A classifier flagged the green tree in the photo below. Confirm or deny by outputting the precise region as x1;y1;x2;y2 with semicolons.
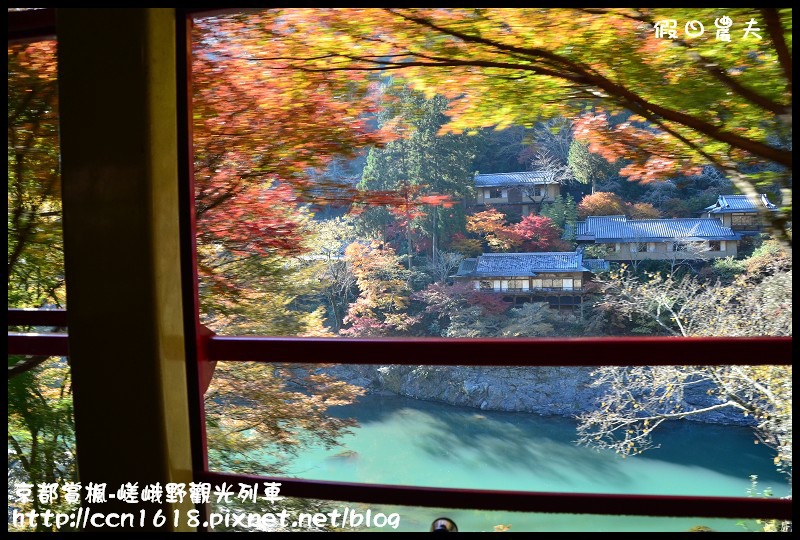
358;83;478;264
567;139;618;195
539;194;578;231
8;357;77;532
471;125;527;174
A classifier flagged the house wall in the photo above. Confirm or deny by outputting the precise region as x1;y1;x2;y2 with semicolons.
729;212;764;231
508;187;523;204
708;212;765;232
545;184;561;201
597;240;738;261
478;187;508;204
475;184;561;207
469;271;587;292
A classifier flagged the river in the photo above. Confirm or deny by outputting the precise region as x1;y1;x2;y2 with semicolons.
248;393;790;532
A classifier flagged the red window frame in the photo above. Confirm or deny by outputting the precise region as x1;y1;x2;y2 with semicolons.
8;7;793;529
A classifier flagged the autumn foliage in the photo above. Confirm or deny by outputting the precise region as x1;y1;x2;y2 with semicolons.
576;192;627;219
413;281;512;318
577;191;660;220
628;202;662;220
8;41;62;308
514;214;573;252
466;208;571;252
340;242;420;336
192;15;392;260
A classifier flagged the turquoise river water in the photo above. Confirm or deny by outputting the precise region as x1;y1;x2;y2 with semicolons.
247;393;791;532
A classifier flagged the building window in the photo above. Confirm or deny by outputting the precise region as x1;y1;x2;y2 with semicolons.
647;242;657;252
479;280;492;291
533;185;543;197
708;240;722;251
507;279;528;291
730;213;759;228
630;242;647;253
488;188;503;199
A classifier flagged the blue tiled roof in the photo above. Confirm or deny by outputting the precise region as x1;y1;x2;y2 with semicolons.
582;259;610;272
455;251;597;277
570;216;739;242
570;215;625;237
474;171;558;187
456;258;478;276
705;194;778;214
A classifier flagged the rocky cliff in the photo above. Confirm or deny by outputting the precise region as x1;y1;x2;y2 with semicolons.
322;364;752;426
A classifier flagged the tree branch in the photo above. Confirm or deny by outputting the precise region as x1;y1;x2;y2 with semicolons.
761;9;792;91
580;8;790;117
8;356;50;379
367;12;792;169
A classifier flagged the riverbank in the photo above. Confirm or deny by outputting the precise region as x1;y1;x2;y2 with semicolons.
320;364;753;426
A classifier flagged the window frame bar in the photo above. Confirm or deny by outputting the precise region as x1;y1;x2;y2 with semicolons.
196;470;793;521
206;334;791;367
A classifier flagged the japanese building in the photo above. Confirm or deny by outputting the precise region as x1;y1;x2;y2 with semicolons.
702;193;779;234
566;216;741;261
453;250;608;310
471;171;561;216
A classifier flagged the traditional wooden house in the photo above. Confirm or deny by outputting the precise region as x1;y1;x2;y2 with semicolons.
702;194;779;234
471;171;561;217
566;216;740;261
453;250;608;311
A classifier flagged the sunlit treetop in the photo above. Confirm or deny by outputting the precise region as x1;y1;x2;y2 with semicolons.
267;8;790;165
208;8;790;245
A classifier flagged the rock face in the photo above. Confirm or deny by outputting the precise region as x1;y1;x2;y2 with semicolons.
322;364;752;426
